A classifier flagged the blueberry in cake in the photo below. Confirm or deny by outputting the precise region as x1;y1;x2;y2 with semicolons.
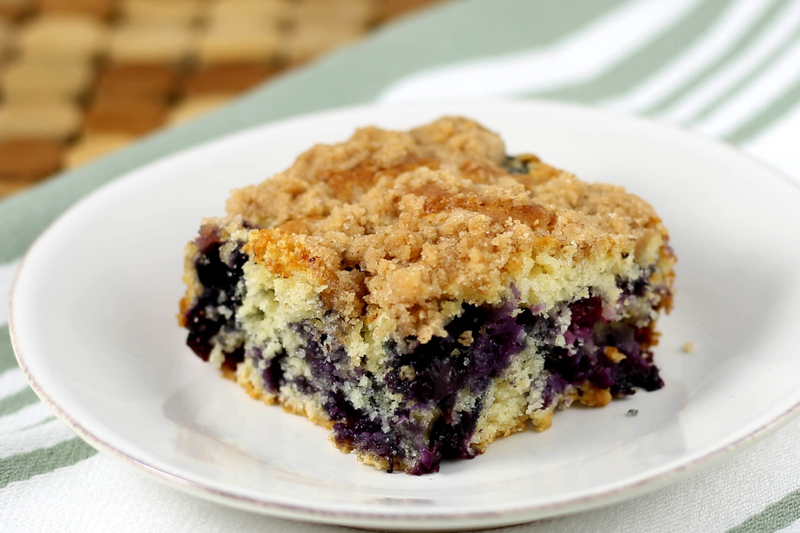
179;117;675;474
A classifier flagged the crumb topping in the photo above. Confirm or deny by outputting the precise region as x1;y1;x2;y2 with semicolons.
228;117;670;341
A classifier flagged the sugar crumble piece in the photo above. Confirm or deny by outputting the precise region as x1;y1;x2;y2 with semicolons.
604;346;626;363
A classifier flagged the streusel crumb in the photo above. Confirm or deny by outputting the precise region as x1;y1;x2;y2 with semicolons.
228;117;671;341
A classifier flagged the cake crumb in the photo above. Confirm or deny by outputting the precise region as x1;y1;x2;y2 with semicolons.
682;341;695;353
398;365;416;380
458;331;474;346
627;409;639;417
578;387;612;407
604;346;626;363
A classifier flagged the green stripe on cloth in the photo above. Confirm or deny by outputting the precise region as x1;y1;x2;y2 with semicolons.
0;0;628;264
1;325;17;374
729;490;800;532
0;437;96;490
0;386;38;417
724;74;800;143
689;25;800;125
531;0;732;103
644;0;793;115
13;416;55;435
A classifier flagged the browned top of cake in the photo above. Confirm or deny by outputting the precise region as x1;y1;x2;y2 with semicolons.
228;117;669;340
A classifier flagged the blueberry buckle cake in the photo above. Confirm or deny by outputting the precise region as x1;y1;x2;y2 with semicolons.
179;117;675;474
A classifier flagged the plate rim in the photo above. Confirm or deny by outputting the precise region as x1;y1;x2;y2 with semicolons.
9;98;800;530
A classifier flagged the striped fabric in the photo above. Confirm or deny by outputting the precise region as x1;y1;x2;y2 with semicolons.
2;0;799;530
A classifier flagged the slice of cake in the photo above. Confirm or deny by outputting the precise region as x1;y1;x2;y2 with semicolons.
179;117;675;474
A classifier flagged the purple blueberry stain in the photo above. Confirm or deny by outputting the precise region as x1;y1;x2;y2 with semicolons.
184;228;248;367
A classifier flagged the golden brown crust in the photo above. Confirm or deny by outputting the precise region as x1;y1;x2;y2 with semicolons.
471;415;529;453
604;346;627;363
532;411;554;431
227;116;672;341
576;385;613;407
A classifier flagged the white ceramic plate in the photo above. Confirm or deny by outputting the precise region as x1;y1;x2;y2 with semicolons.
11;101;800;531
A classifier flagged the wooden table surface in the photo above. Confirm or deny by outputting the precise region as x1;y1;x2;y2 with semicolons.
0;0;445;199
